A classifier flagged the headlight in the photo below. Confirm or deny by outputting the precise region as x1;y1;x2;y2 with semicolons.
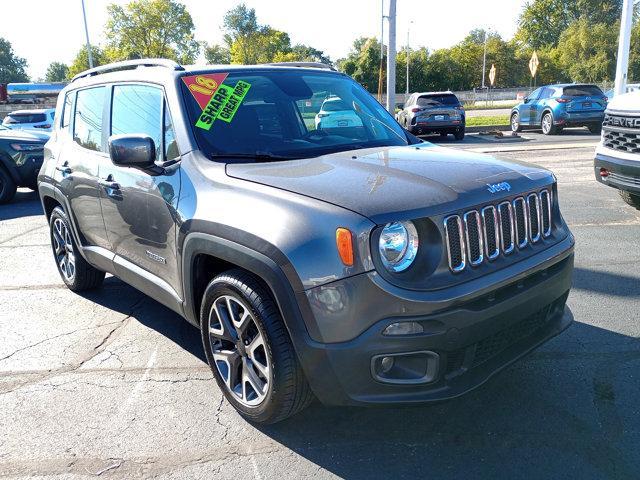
10;143;44;152
378;221;419;272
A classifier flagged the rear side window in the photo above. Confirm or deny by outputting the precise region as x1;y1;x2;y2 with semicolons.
563;86;604;97
74;87;106;152
5;113;47;124
416;94;459;107
61;93;73;129
111;84;162;160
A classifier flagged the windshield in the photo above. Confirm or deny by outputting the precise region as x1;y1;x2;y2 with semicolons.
563;86;604;97
181;70;408;160
5;113;47;124
417;94;459;107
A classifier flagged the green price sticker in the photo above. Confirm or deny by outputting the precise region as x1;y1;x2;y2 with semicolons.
195;80;252;130
218;81;252;123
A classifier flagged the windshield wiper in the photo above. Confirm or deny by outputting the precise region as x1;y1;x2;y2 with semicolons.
210;152;297;162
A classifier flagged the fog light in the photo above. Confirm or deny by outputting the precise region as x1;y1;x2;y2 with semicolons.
380;356;395;373
600;168;609;178
383;321;424;336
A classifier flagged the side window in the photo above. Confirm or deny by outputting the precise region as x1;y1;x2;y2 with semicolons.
164;103;179;161
61;92;73;130
540;88;553;100
111;84;162;161
528;87;543;101
74;87;106;152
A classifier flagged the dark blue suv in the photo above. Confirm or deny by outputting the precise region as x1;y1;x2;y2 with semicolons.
510;84;607;135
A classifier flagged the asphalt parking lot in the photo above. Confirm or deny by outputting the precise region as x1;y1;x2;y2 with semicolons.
2;131;639;479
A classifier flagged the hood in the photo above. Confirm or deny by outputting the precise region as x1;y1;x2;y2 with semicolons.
0;128;49;142
226;143;554;224
607;91;640;113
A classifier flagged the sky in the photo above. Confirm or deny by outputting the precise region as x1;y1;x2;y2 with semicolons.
3;0;528;80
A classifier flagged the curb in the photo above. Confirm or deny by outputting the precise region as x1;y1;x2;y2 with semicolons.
465;125;511;133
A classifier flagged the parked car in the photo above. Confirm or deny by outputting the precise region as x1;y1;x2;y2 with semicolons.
39;59;574;424
2;108;56;132
397;92;465;140
594;91;640;209
0;124;48;202
511;84;607;135
315;96;363;130
605;83;640;100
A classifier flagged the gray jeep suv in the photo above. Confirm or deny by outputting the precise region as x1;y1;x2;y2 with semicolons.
38;59;574;424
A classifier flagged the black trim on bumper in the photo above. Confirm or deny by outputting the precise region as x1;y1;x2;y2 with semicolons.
595;152;640;194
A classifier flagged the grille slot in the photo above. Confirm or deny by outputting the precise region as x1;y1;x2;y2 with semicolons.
443;189;552;273
444;215;466;272
527;193;541;243
602;114;640;153
481;206;500;260
463;210;484;266
498;201;515;254
513;197;528;249
539;190;552;237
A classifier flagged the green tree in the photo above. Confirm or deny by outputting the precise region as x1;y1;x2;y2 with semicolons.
0;37;28;83
45;62;69;82
204;44;230;64
67;46;109;79
105;0;199;63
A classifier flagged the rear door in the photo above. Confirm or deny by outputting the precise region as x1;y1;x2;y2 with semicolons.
533;87;554;125
57;86;110;250
98;83;182;297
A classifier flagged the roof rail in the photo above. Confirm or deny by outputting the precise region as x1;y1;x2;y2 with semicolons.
263;62;336;71
71;58;184;82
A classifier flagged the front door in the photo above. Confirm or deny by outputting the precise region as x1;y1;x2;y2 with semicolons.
521;87;542;125
98;83;182;297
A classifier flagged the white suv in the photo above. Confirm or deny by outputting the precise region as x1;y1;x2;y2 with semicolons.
2;108;56;132
594;91;640;209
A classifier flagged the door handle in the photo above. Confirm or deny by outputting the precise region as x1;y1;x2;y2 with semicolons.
99;175;120;190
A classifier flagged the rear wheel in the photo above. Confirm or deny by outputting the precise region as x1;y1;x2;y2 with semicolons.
49;207;105;291
201;269;314;424
588;123;602;134
454;129;465;141
439;132;448;138
511;112;522;132
541;112;558;135
0;167;17;204
619;190;640;210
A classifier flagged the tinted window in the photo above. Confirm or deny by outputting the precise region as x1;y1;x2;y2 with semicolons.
164;103;179;161
540;88;553;100
416;94;459;107
50;112;55;121
563;85;604;97
111;84;162;160
528;87;543;100
74;87;105;151
5;113;47;124
62;93;73;129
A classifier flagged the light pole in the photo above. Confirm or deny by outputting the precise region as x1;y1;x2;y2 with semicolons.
386;0;396;113
81;0;94;69
406;21;413;97
481;29;488;89
614;0;635;96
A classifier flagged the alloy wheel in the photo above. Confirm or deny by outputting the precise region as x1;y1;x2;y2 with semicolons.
208;294;271;406
542;114;552;134
511;114;519;132
52;218;76;282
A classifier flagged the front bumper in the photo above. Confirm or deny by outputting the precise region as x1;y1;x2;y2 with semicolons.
595;152;640;194
298;235;574;406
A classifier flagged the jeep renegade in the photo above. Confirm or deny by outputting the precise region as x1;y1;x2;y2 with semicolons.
39;59;575;424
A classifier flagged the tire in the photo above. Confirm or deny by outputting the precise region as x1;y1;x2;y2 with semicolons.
200;269;314;424
541;112;558;135
0;167;17;204
454;129;465;141
439;132;448;138
511;112;522;132
589;123;602;134
619;190;640;210
49;207;105;291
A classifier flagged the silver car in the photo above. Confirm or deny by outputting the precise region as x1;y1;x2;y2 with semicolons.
397;91;465;140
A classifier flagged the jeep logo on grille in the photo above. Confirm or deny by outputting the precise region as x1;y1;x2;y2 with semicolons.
606;115;640;129
486;182;512;194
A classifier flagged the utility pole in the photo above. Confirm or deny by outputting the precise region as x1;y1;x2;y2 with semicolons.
481;30;488;89
81;0;94;69
406;21;412;97
614;0;634;96
386;0;396;113
377;0;385;102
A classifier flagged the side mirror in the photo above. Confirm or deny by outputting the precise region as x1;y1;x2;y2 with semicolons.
108;134;156;169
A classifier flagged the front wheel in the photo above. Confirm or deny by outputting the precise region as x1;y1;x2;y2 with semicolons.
511;112;522;132
200;269;314;424
0;167;17;204
541;112;558;135
619;190;640;210
588;123;602;134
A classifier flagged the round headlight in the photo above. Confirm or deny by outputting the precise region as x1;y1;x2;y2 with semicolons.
378;221;419;272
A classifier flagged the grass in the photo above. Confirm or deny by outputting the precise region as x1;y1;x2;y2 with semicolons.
466;115;510;127
463;101;519;111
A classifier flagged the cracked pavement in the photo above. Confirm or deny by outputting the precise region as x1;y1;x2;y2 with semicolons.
1;141;640;479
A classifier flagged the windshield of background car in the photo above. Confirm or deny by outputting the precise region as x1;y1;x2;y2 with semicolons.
5;113;47;124
563;86;604;97
416;94;459;107
181;70;409;160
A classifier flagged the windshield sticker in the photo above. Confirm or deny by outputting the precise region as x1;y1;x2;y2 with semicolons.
218;81;252;123
182;73;228;110
195;84;234;130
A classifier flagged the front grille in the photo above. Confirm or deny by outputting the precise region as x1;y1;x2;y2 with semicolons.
444;189;552;273
602;113;640;153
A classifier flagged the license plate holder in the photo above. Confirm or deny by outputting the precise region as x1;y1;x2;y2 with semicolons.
434;115;446;121
583;102;592;108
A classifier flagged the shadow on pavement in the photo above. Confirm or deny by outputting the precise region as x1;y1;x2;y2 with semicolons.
573;267;640;297
0;190;42;221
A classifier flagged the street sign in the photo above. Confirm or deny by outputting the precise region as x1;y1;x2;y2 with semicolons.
489;64;496;86
529;51;539;78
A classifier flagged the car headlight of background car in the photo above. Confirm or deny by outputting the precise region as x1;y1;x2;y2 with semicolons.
378;221;419;272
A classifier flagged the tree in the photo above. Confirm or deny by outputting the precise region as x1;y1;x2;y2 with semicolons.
204;44;230;64
45;62;69;82
105;0;199;63
67;46;109;79
0;37;28;83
